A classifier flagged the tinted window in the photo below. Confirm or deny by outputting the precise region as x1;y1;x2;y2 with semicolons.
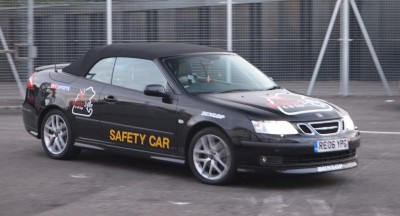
85;57;116;84
164;54;276;94
112;57;167;91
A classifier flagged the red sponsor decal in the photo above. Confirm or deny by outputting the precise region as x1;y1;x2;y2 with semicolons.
50;83;70;91
79;89;86;97
71;101;85;107
50;83;58;90
262;93;333;115
72;86;96;117
266;101;303;108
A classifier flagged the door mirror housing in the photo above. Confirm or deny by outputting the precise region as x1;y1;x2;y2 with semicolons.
144;84;169;98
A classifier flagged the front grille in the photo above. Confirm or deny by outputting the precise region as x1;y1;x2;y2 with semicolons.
281;149;356;164
297;119;341;135
298;124;312;134
310;120;340;134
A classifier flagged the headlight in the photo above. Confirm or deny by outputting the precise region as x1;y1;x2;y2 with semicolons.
342;115;355;130
251;120;298;135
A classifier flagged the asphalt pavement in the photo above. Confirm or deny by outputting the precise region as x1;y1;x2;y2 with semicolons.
0;96;399;216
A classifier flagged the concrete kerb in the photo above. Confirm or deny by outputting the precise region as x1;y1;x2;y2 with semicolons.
0;99;23;114
0;105;21;109
0;106;22;115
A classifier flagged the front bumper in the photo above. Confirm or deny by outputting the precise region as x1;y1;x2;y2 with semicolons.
235;131;361;174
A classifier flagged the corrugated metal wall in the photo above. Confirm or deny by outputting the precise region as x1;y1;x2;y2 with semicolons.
0;0;399;102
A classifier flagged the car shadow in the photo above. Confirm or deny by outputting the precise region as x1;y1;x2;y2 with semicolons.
75;149;194;179
235;172;346;189
66;149;349;189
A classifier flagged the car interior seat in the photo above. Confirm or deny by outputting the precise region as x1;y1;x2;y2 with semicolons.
178;61;196;86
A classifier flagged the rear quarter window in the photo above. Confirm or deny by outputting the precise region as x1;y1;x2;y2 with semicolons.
85;57;116;84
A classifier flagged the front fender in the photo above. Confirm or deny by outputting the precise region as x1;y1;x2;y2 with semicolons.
176;103;255;156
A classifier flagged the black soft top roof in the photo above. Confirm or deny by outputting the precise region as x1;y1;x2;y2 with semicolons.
63;42;227;76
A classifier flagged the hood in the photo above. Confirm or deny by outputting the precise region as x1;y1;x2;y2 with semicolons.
198;89;345;122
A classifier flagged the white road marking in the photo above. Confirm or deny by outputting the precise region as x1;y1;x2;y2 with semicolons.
168;201;189;205
262;195;283;204
69;174;89;179
385;100;395;103
373;207;395;216
361;131;400;135
307;199;333;216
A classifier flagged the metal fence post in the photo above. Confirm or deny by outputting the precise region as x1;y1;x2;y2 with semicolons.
0;27;25;99
107;0;112;45
340;0;350;96
227;0;232;51
28;0;34;77
350;0;393;96
307;0;343;95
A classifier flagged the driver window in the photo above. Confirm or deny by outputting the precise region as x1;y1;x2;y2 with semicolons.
112;57;167;92
85;57;116;84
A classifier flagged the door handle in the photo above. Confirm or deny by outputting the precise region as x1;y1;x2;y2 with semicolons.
104;95;117;104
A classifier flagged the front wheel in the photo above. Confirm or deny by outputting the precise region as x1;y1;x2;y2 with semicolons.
40;109;80;159
188;127;236;185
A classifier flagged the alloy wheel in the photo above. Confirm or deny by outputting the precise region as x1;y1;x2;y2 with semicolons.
43;114;68;155
192;134;232;181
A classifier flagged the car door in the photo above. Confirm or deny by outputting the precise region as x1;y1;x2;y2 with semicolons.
71;57;115;144
98;57;178;154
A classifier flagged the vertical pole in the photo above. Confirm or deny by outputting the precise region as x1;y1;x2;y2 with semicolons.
27;0;34;76
350;0;393;96
227;0;232;51
0;27;25;99
307;0;343;95
340;0;350;96
106;0;112;45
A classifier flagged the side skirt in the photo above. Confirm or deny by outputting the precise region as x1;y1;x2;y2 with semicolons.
74;139;186;165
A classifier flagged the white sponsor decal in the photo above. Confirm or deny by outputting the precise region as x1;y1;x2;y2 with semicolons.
72;86;96;117
317;161;357;172
317;164;344;172
201;111;225;119
261;93;333;115
50;83;70;91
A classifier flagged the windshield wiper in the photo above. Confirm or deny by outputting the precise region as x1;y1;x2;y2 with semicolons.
267;85;281;90
220;86;280;93
219;89;253;93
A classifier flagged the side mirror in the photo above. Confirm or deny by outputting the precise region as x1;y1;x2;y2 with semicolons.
144;84;170;98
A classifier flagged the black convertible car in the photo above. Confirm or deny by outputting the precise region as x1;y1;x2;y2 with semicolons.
22;43;360;184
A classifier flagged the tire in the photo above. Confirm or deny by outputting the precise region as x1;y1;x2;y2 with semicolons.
188;127;236;185
40;109;80;159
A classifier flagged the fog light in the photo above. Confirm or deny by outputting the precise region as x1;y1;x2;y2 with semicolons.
259;155;268;165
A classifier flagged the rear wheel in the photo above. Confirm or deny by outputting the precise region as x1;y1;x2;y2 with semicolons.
188;127;236;185
41;109;80;159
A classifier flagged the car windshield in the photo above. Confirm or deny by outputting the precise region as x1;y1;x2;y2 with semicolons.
164;54;277;94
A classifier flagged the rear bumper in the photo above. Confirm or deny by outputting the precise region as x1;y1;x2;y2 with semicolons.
22;104;39;138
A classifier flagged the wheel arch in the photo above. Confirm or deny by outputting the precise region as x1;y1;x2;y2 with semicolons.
184;121;231;161
37;105;68;139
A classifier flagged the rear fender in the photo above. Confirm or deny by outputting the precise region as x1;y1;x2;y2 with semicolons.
37;105;66;139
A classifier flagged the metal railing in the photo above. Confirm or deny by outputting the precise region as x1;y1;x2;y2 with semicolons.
0;0;399;107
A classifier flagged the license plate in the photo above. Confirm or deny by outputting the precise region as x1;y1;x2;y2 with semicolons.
313;138;348;153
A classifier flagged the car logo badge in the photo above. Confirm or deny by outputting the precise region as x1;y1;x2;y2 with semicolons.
316;113;323;118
